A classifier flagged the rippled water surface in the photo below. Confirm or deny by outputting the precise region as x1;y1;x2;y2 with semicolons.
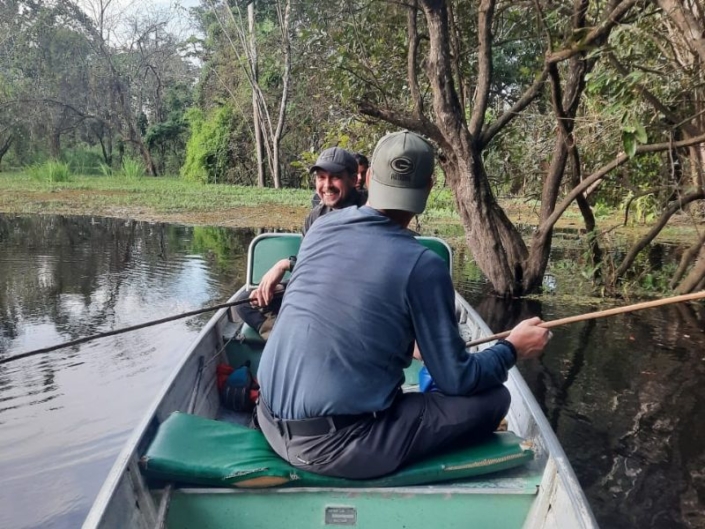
1;214;703;529
0;215;251;529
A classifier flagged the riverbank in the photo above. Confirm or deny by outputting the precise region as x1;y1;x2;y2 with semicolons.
1;171;700;243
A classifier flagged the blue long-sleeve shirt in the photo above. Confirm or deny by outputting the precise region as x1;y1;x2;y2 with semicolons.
257;206;516;420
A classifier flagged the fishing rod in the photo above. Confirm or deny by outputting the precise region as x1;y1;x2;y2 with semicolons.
0;293;282;366
465;290;705;348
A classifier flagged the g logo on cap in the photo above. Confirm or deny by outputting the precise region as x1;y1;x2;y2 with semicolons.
391;156;414;175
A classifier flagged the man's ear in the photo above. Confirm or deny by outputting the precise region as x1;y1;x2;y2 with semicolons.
365;168;372;188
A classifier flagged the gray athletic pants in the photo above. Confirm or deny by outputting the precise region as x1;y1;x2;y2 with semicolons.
256;386;510;480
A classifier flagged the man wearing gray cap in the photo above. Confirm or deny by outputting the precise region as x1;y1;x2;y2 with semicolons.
235;146;364;339
255;131;550;479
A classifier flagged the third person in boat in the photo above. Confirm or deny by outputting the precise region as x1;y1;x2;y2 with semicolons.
255;130;551;479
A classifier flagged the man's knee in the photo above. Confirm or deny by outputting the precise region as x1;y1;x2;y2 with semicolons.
233;289;267;331
495;385;511;416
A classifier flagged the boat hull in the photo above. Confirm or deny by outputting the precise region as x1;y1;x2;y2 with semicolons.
84;236;597;529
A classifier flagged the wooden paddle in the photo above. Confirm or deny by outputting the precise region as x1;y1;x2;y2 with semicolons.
465;290;705;348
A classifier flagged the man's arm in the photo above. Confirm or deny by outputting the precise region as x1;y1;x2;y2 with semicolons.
250;259;291;307
252;205;321;307
408;253;548;396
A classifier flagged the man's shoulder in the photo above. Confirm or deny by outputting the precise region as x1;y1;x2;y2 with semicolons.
409;244;451;278
302;205;323;235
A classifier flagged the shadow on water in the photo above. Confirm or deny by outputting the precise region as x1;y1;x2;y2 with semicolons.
458;283;705;529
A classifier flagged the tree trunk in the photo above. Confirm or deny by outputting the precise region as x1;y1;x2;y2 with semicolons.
0;134;13;171
271;0;291;189
422;0;529;296
49;129;61;159
114;79;157;176
249;2;266;187
440;153;528;296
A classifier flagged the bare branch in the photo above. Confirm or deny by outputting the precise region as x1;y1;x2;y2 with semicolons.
469;0;496;138
615;188;705;279
407;0;424;118
481;67;550;145
546;0;641;64
357;100;446;147
542;132;705;231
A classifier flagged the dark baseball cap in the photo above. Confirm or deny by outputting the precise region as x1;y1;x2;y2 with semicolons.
310;147;358;176
368;131;434;214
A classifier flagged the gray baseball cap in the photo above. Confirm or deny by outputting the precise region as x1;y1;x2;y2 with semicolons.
368;131;435;214
310;147;358;176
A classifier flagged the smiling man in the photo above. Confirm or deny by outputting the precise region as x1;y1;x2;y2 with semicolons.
303;147;364;232
235;147;365;339
311;151;369;208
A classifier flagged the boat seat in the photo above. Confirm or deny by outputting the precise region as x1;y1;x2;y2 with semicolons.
416;236;452;274
247;233;303;289
246;234;452;290
140;412;534;489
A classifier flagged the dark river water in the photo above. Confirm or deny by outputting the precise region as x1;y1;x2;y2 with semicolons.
0;214;703;529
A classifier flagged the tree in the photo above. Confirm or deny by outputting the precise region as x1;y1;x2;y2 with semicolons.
201;0;292;188
297;0;705;296
346;0;640;296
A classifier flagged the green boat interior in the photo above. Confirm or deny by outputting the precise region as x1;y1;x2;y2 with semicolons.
139;234;548;529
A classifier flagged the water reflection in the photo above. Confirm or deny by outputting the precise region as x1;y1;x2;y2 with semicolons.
462;288;705;529
1;214;703;529
0;214;252;529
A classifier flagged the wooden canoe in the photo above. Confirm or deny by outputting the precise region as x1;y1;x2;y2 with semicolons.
83;234;598;529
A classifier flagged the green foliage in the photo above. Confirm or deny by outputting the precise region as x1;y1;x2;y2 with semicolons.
120;157;146;180
591;201;612;220
181;106;234;184
424;184;457;219
615;249;679;295
145;83;192;174
26;160;72;183
620;115;648;159
620;192;660;225
62;147;105;175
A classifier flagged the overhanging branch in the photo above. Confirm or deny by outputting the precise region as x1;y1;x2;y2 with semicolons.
541;132;705;231
357;100;445;147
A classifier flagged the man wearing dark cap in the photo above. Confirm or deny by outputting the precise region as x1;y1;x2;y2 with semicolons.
302;147;366;233
255;131;550;479
235;146;364;339
311;151;369;207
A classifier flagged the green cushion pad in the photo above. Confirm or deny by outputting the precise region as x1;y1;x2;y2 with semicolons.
141;412;533;488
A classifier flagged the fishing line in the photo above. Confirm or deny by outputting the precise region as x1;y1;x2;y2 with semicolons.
0;292;282;365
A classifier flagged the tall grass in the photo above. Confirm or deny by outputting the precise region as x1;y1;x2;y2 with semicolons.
99;162;113;177
26;161;72;183
120;157;145;179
